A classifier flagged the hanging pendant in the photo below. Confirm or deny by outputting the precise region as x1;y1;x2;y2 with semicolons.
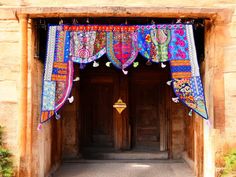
93;61;99;67
55;112;61;120
122;69;128;75
188;109;193;116
106;61;111;67
68;96;74;103
73;77;80;82
161;62;166;68
133;62;139;68
172;97;179;103
166;80;172;86
113;98;127;114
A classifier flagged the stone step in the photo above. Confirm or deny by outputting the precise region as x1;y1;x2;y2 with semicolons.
81;151;169;160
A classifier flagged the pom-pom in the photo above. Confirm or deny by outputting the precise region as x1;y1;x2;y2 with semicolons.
106;62;111;67
68;96;74;103
122;69;128;75
166;80;172;86
161;63;166;68
172;97;179;103
73;77;80;82
133;62;139;68
93;61;99;67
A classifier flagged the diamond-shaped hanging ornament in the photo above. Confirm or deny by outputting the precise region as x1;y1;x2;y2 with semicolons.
113;98;127;114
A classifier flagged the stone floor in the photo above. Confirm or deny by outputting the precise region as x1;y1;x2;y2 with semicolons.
54;161;195;177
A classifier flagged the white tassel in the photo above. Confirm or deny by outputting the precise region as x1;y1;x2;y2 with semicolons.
55;113;61;120
166;80;172;86
37;123;42;131
172;97;179;103
106;61;111;67
133;62;139;68
161;62;166;68
188;109;193;117
122;69;128;75
73;77;80;82
68;96;74;103
93;61;99;67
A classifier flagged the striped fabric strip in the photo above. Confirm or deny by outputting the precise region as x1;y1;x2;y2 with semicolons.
170;59;191;66
172;72;192;79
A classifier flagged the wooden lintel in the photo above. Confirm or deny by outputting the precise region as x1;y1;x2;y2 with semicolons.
0;6;224;21
19;6;217;19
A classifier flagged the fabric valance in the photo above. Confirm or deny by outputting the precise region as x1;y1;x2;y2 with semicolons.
39;24;208;126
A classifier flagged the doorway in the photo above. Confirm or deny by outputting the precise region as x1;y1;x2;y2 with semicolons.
79;55;171;157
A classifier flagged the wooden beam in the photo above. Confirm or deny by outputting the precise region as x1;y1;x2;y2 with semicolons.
0;6;223;22
18;14;28;177
20;6;217;18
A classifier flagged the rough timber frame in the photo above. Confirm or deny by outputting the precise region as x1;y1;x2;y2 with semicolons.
14;5;233;177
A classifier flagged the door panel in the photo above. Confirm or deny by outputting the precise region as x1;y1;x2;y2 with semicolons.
91;82;113;146
79;58;170;153
80;70;119;149
130;68;170;151
135;83;160;143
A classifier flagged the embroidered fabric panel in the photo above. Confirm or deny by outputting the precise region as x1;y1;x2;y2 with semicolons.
170;60;192;79
172;78;196;108
186;25;200;77
138;25;171;63
170;25;208;119
106;30;138;69
69;31;106;63
54;26;65;62
40;24;208;125
44;26;57;80
168;25;190;60
42;81;56;111
55;60;74;111
40;26;74;123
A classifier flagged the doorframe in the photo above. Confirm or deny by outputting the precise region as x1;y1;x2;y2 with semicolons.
18;5;232;176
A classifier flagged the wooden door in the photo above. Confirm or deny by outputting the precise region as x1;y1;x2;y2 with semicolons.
129;63;170;151
80;64;119;149
79;58;170;153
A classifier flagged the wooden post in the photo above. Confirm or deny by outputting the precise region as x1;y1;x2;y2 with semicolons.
18;14;28;177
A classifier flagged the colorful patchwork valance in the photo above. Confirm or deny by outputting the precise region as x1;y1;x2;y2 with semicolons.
39;24;208;127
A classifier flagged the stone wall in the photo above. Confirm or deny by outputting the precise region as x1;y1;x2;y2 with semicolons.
0;19;20;173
